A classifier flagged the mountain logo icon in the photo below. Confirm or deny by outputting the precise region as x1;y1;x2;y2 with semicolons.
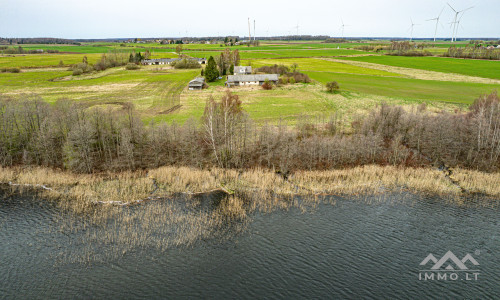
420;251;479;270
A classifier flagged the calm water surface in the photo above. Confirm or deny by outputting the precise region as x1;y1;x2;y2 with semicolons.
1;193;499;299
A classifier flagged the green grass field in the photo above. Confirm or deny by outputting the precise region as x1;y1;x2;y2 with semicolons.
248;58;403;77
337;55;500;80
1;40;498;125
307;71;498;104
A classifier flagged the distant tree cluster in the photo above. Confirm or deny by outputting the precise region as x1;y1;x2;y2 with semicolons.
171;58;201;69
267;35;330;41
387;41;432;57
0;46;60;54
355;45;389;52
1;91;498;172
71;52;130;75
323;38;348;43
0;37;79;45
224;36;239;46
256;64;311;84
129;52;145;64
214;49;240;75
255;64;290;75
444;45;500;60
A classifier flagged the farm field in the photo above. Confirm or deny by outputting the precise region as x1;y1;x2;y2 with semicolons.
0;66;198;117
1;40;499;125
336;55;500;80
0;53;104;68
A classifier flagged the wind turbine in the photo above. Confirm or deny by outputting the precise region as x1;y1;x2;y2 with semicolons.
447;3;459;42
454;8;472;41
339;18;349;39
427;7;445;42
409;18;420;42
254;20;256;41
447;3;474;42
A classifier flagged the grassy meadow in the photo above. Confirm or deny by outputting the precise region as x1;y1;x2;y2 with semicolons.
1;40;500;124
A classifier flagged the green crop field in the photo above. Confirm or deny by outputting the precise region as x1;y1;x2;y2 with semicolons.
248;58;403;77
184;49;371;59
0;53;105;68
307;71;498;104
1;40;498;125
337;55;500;80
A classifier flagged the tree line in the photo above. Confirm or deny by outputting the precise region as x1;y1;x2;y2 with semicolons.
0;91;498;173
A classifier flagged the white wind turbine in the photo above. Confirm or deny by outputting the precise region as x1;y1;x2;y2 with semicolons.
427;7;445;42
409;18;420;42
454;8;472;41
447;3;474;42
340;18;350;39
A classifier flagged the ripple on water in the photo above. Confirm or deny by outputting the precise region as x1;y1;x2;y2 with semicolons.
0;192;499;299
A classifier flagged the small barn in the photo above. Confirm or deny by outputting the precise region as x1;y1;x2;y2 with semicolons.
234;66;252;75
226;74;278;87
188;77;205;90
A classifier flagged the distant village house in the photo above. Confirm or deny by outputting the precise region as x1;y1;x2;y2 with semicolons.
234;66;252;75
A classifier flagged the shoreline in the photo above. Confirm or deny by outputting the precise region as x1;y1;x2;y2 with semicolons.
1;165;499;212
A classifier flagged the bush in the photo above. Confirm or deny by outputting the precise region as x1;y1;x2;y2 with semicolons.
70;62;93;75
256;64;289;75
171;58;201;69
126;63;140;70
72;68;83;76
261;79;273;90
278;72;311;85
0;67;20;73
326;81;340;93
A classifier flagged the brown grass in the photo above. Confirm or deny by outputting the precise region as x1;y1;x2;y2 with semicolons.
1;165;498;212
451;168;500;197
2;165;498;263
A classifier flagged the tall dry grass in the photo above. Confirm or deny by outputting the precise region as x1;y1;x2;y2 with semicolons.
2;165;498;213
2;165;498;263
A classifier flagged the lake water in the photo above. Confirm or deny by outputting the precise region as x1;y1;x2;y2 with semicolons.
1;193;499;299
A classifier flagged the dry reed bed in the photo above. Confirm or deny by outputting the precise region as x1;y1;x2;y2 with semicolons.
1;165;499;211
2;165;498;262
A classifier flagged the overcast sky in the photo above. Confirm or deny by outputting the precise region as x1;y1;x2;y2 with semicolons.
0;0;498;39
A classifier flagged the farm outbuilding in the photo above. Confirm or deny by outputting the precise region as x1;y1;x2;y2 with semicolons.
226;74;278;87
142;58;180;65
142;57;206;65
188;77;205;90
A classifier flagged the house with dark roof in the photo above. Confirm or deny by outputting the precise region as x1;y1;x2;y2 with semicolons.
226;74;279;87
188;77;205;90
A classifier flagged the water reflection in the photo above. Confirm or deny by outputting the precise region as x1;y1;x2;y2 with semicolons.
0;192;499;299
